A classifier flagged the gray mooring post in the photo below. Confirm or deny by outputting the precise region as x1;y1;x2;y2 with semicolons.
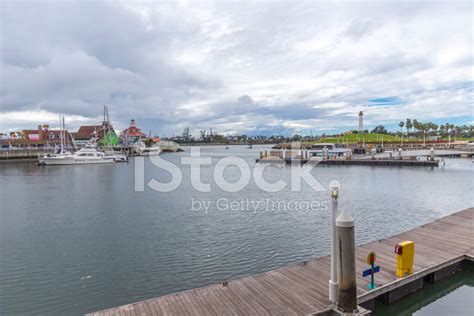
336;210;357;314
371;147;376;160
328;182;340;305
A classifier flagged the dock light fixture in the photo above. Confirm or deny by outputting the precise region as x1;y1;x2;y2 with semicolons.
328;180;341;305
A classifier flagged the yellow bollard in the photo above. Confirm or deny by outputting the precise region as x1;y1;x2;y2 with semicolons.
395;241;414;277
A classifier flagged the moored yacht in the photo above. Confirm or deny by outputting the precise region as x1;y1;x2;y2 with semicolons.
309;143;350;157
104;151;128;162
39;143;113;165
134;141;161;156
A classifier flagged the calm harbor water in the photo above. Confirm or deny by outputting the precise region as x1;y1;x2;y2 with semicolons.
373;264;474;315
0;145;473;315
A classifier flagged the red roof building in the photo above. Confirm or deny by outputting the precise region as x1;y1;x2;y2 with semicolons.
0;125;73;148
74;122;116;141
75;125;102;140
120;119;147;143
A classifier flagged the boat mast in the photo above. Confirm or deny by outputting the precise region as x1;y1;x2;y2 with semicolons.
59;114;64;153
63;115;67;150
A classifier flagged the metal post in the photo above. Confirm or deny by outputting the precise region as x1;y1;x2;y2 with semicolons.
329;182;340;305
370;261;375;289
430;147;434;161
336;210;357;314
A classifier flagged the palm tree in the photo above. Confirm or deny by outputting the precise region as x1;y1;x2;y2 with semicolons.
399;121;405;135
406;119;413;136
413;119;420;135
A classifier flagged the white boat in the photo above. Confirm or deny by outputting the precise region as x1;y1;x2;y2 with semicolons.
39;143;113;165
104;151;128;162
134;141;161;156
309;143;350;157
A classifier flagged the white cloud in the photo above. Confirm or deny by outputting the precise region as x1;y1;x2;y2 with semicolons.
0;0;472;135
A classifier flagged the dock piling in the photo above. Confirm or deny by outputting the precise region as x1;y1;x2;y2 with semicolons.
336;209;357;314
329;181;340;305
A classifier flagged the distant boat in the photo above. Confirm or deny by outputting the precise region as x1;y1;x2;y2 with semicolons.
309;143;350;157
104;151;128;162
39;143;113;165
247;144;253;149
134;141;161;156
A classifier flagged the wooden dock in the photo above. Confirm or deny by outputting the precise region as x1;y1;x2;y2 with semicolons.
255;158;439;167
88;208;473;315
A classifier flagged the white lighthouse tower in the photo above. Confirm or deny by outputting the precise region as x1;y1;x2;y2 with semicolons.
358;111;364;132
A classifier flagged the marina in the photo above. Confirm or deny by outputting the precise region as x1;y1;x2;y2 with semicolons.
89;208;473;315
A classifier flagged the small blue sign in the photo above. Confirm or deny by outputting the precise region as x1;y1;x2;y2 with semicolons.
362;266;380;277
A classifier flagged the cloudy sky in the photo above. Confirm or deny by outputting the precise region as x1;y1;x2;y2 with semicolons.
1;0;472;136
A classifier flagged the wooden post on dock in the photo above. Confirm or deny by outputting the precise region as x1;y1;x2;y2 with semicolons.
336;210;357;314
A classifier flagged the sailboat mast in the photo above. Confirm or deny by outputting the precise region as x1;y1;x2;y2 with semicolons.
63;115;67;149
59;114;64;152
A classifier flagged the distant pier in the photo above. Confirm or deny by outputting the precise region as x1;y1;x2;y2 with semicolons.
255;158;440;167
88;208;473;315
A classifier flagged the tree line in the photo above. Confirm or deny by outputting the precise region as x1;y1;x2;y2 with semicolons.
371;119;473;138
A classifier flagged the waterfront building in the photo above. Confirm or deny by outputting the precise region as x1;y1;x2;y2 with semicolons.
120;119;147;143
74;125;103;146
74;122;119;147
0;125;73;148
149;137;161;143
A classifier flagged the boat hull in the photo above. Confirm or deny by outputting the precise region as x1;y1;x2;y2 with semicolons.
137;151;161;156
39;157;114;165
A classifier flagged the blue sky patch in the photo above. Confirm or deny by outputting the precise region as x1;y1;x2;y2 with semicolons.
367;96;404;106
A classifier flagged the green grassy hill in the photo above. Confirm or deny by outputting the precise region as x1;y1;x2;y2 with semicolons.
319;133;400;144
